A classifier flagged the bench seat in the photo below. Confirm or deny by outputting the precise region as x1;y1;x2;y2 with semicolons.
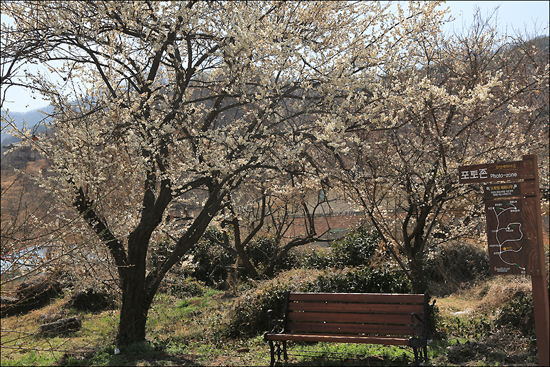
265;333;411;345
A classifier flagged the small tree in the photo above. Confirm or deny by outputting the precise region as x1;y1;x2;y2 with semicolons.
214;175;338;279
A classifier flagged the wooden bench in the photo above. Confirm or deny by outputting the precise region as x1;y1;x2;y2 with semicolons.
264;292;434;366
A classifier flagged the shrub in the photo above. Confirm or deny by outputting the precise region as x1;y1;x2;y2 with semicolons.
330;227;381;268
428;304;442;339
438;315;492;340
301;267;410;294
425;242;489;288
495;291;535;338
160;276;205;298
190;230;298;285
224;269;322;338
298;247;334;269
66;287;117;312
224;266;411;338
298;227;383;270
190;229;235;286
244;236;297;274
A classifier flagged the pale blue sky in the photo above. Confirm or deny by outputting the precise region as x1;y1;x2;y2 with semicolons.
2;1;549;113
442;1;549;36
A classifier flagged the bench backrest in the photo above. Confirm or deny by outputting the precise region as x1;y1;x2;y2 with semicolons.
283;292;428;337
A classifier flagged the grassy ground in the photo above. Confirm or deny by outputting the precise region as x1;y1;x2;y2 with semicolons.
1;272;541;366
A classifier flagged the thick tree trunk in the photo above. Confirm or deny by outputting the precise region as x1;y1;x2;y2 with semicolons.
116;228;153;346
116;270;151;346
114;185;225;346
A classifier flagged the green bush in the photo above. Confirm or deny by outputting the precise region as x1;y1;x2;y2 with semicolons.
495;291;535;337
161;276;205;298
190;229;299;285
190;228;235;286
301;267;410;294
224;269;322;338
224;266;411;338
244;236;297;274
428;304;442;339
330;227;381;268
298;247;334;269
298;227;383;270
425;242;489;286
438;315;492;340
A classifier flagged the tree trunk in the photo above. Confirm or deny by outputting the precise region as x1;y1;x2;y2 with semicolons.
116;229;153;346
114;186;225;346
409;254;427;294
228;218;259;279
116;270;151;346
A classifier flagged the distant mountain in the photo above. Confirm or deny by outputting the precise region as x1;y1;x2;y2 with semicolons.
1;105;53;144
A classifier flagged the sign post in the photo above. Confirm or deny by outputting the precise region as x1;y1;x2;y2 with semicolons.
459;155;549;366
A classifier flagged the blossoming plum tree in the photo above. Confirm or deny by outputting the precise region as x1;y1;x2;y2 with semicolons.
330;10;549;293
1;1;449;345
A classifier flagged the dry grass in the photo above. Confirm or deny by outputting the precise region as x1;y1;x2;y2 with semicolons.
1;296;69;364
435;275;532;316
1;293;119;366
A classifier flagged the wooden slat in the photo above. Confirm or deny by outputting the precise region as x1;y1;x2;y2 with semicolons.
287;311;414;325
265;333;411;346
286;321;415;335
288;293;425;304
287;302;424;314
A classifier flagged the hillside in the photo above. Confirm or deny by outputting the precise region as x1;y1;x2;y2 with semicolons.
0;262;545;366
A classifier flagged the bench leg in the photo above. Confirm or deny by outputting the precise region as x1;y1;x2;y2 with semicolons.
268;340;287;366
413;347;420;366
423;345;428;363
412;346;429;365
269;341;275;367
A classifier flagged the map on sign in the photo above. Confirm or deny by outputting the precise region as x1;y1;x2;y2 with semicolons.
485;200;526;275
459;156;541;276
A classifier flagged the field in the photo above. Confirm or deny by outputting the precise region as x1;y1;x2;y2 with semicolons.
1;265;545;366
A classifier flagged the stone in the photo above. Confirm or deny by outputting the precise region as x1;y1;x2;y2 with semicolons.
66;287;116;312
1;274;62;317
37;311;65;324
39;316;81;334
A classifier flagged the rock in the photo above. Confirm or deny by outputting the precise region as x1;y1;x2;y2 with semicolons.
451;307;472;316
54;347;95;365
37;311;65;324
0;296;19;307
66;287;116;312
446;341;490;364
1;275;62;318
39;316;81;334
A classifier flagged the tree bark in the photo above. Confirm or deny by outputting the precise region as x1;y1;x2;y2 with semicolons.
409;253;427;294
116;235;152;346
117;275;149;346
230;219;260;279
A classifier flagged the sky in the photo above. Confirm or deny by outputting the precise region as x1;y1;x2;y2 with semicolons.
442;1;549;36
1;1;549;113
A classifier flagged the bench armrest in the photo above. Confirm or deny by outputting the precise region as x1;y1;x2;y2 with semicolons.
267;309;285;333
409;312;427;349
410;296;435;344
411;312;424;324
